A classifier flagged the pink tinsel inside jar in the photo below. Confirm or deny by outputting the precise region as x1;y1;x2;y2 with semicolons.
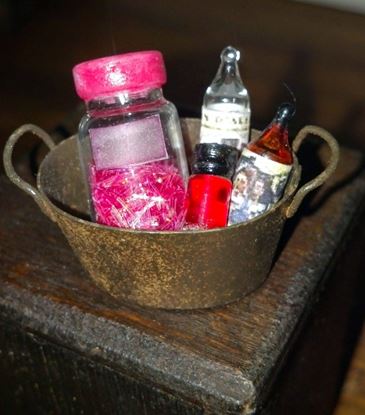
90;161;187;231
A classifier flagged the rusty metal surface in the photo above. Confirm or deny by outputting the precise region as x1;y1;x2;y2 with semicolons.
3;120;339;309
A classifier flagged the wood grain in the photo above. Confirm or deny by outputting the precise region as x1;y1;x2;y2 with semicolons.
0;320;202;415
334;326;365;415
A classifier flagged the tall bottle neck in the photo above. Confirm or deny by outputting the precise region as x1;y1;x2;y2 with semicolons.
248;119;293;165
216;61;239;79
85;87;164;114
261;120;290;145
268;117;290;135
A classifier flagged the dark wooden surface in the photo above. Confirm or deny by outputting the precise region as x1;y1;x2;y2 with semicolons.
0;320;203;415
0;143;365;414
335;325;365;415
260;204;365;415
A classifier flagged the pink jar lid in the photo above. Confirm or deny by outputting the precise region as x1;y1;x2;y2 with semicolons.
72;51;167;101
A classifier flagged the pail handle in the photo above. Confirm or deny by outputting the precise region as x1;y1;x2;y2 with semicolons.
286;125;340;218
3;124;57;220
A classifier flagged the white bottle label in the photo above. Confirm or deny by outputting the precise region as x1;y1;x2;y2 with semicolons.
200;103;250;149
89;114;167;170
228;148;292;224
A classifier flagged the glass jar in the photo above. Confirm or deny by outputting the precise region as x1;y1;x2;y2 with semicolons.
72;51;189;231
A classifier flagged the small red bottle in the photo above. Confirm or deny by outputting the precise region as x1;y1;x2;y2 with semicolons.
186;143;239;229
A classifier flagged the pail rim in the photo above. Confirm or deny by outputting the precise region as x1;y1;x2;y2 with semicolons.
37;136;301;235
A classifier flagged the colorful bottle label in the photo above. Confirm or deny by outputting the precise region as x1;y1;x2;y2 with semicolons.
228;148;292;224
200;104;250;149
89;114;167;170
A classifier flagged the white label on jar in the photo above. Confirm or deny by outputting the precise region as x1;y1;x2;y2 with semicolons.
200;104;250;149
228;148;292;224
89;114;167;170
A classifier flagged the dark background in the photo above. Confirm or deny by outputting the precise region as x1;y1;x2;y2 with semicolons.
1;0;365;152
0;1;365;413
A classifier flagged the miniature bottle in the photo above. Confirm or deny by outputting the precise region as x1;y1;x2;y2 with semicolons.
185;143;239;229
200;46;251;150
73;51;189;231
228;103;295;224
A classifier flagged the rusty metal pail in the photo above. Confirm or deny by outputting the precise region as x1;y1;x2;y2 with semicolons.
3;119;339;309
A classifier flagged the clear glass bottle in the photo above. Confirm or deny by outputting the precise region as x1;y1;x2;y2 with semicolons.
73;51;189;231
200;46;251;150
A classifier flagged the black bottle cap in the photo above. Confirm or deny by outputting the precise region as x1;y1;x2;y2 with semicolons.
274;102;296;125
191;143;239;179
